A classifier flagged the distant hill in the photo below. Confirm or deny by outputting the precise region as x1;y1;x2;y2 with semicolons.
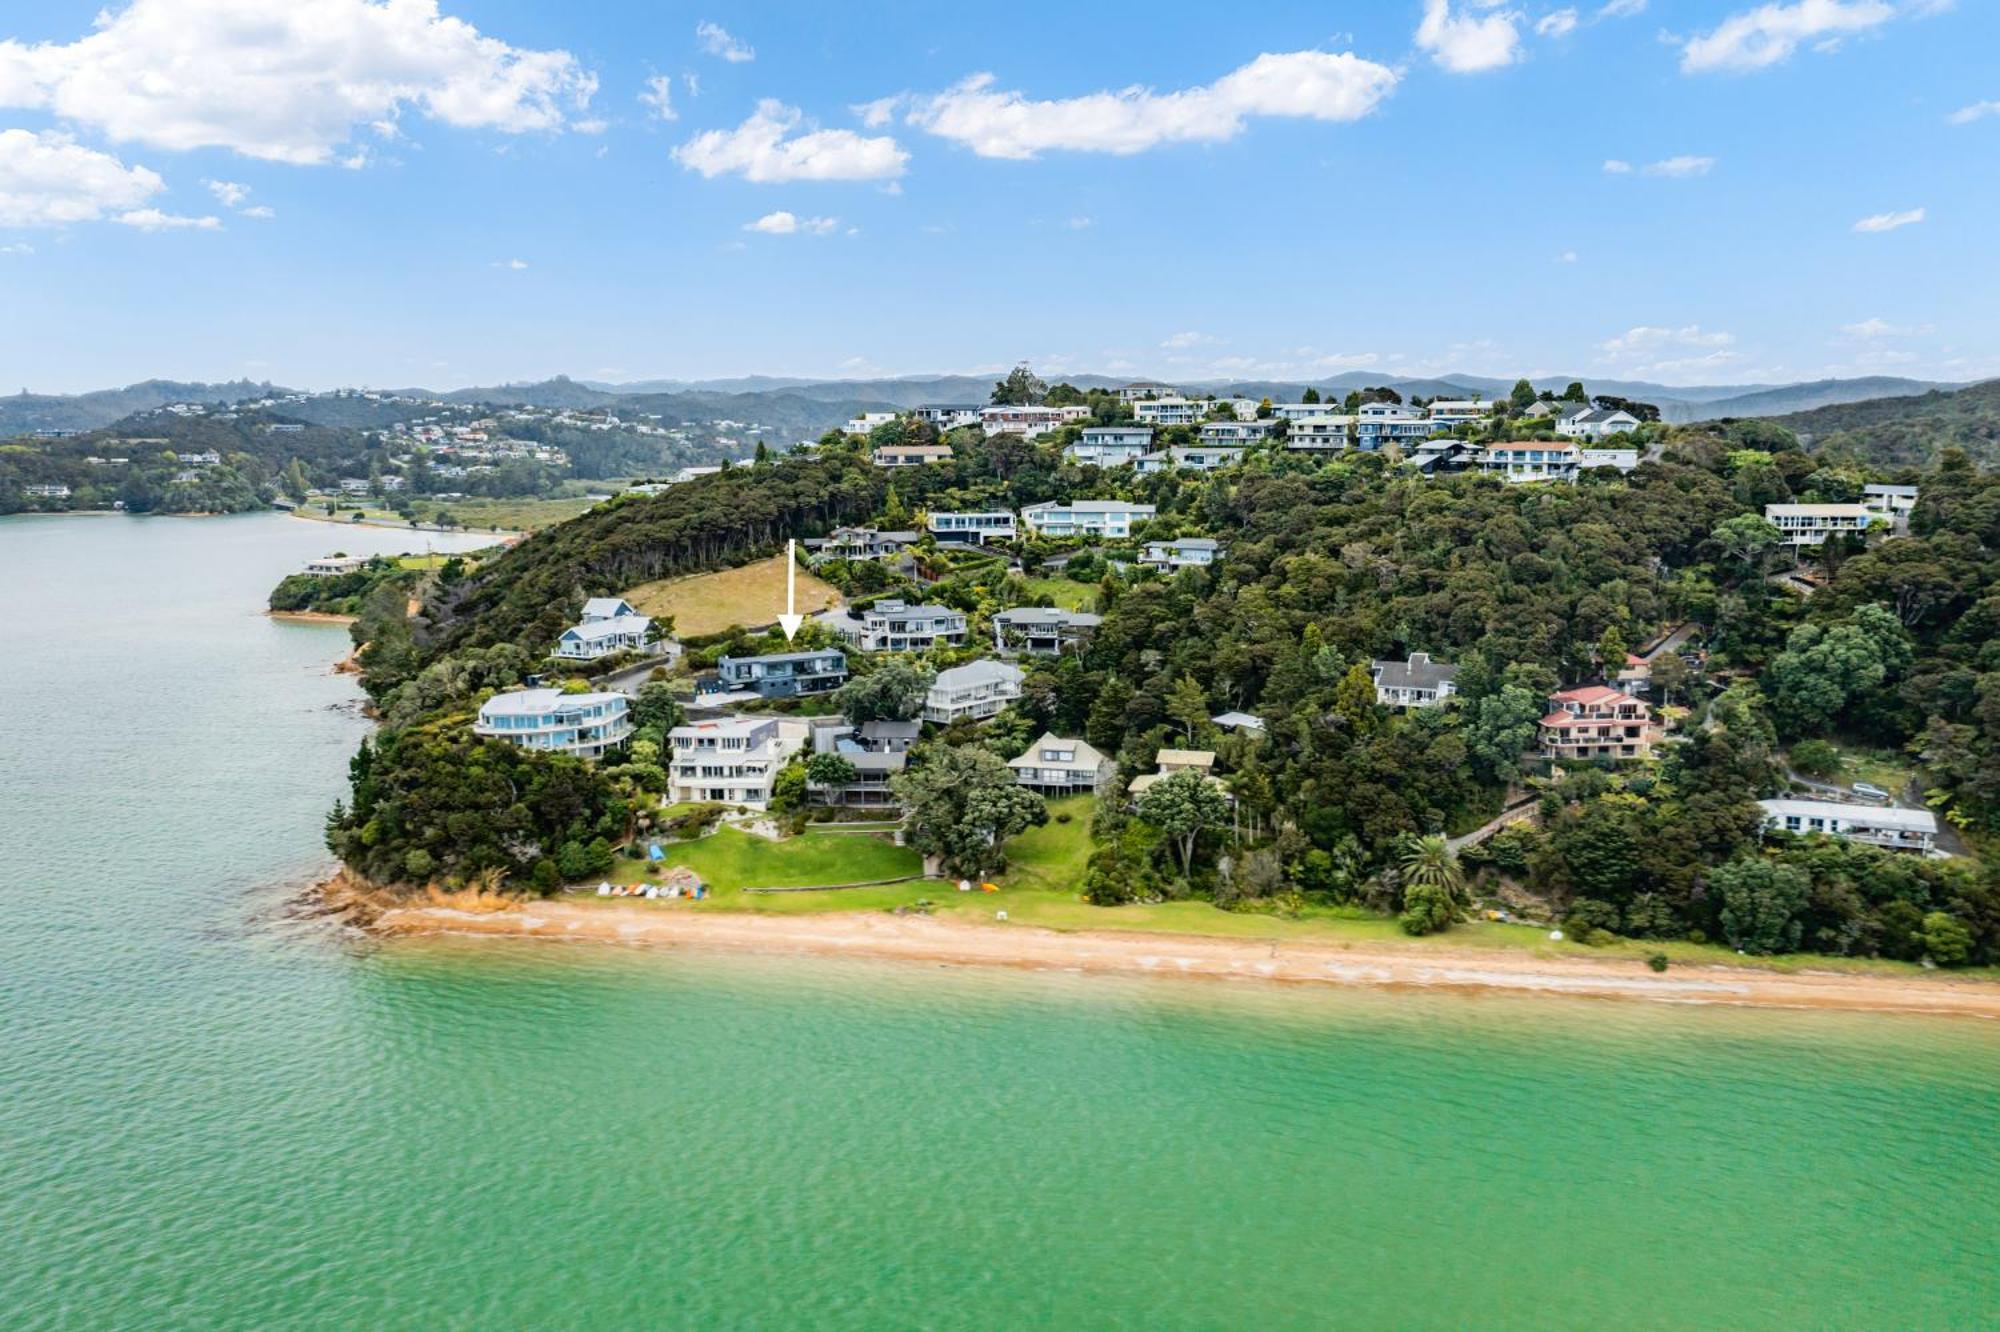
1771;378;2000;467
1681;377;1949;423
0;380;290;435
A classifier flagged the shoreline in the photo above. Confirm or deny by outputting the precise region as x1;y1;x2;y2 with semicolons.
347;889;2000;1019
268;609;357;625
282;506;524;538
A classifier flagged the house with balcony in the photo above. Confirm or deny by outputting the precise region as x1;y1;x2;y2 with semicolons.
1286;415;1358;451
1578;448;1641;473
1116;380;1180;402
705;648;849;700
1009;734;1114;795
1136;446;1245;474
1064;426;1154;468
1020;500;1156;539
1538;686;1664;763
1477;442;1582;484
993;606;1103;656
1198;419;1276;447
927;510;1017;545
913;404;982;430
818;600;968;651
1371;653;1459;708
922;659;1025;724
1763;503;1877;547
554;599;660;661
1863;484;1918;518
980;405;1088;439
872;443;953;467
1758;798;1939;855
1270;402;1339;421
1426;400;1488;428
1129;749;1229;800
845;411;898;435
1355;402;1441;450
303;554;369;576
1139;536;1220;570
804;718;910;808
1133;397;1211;427
805;527;917;563
666;715;808;808
475;688;633;759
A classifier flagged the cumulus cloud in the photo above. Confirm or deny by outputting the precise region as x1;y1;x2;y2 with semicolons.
1598;0;1647;15
639;74;677;122
1536;9;1580;38
897;50;1398;159
1601;324;1736;357
114;207;221;231
0;0;599;165
1948;99;2000;125
1161;331;1215;349
1416;1;1524;73
674;99;908;181
0;128;170;227
1840;317;1930;338
695;21;754;63
743;210;837;235
204;177;274;217
1853;206;1924;232
1680;0;1894;74
493;257;529;269
1602;158;1632;173
1643;154;1716;176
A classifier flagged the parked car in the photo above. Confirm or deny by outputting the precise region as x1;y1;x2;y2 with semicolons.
1852;782;1890;802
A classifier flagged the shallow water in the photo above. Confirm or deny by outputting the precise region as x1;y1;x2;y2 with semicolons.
3;513;1997;1328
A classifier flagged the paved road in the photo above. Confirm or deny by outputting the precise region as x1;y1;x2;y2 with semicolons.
598;651;680;696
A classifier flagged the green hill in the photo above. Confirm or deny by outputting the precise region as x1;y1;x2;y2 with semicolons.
1774;378;2000;466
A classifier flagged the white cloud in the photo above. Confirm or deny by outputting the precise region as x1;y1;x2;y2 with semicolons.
695;21;754;63
0;0;599;165
205;179;249;208
1948;99;2000;125
852;96;900;129
1063;215;1093;230
1680;0;1894;74
1556;249;1578;262
685;72;701;98
0;241;32;254
1537;9;1580;38
1840;317;1930;338
1602;158;1633;173
1598;0;1647;15
1642;154;1716;176
115;207;220;231
0;128;167;227
674;99;907;181
1161;331;1216;349
743;210;837;235
899;50;1398;159
639;74;677;122
1601;324;1736;356
493;257;529;269
240;204;275;219
1853;206;1924;232
1417;1;1524;73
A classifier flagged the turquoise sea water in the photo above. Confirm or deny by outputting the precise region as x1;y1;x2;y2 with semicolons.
3;513;1998;1329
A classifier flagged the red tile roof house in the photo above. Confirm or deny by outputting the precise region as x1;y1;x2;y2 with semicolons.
1538;685;1665;763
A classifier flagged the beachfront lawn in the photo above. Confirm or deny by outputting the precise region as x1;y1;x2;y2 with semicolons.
616;825;921;891
624;554;842;638
997;796;1096;894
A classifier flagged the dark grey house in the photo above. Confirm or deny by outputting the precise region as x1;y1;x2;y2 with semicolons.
705;648;849;700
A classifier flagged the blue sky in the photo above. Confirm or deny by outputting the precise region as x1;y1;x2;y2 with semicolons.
0;0;1992;393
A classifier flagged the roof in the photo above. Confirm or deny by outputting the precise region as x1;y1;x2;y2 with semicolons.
722;648;844;667
581;597;636;619
480;688;624;716
1759;798;1937;834
995;607;1103;629
1009;733;1107;770
1865;484;1919;497
1549;685;1630;707
1148;536;1219;551
1485;441;1578;454
1211;711;1265;731
1372;653;1458;690
859;718;922;741
932;659;1025;690
562;614;653;643
1080;425;1153;437
1764;503;1871;517
669;715;777;740
867;601;961;620
1156;749;1216;769
1025;500;1158;515
1571;407;1638;424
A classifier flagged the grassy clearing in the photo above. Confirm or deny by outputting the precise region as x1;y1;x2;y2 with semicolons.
997;796;1096;894
294;495;598;534
1786;738;1919;798
615;825;921;890
624;554;842;637
1019;576;1100;612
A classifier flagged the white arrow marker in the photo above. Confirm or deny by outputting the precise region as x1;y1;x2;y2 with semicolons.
778;538;804;641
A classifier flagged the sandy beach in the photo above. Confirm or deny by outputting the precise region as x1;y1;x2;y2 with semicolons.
360;894;2000;1019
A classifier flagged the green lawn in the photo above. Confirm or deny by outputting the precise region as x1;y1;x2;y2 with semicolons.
1018;576;1100;612
997;795;1095;894
615;825;922;890
1787;739;1918;799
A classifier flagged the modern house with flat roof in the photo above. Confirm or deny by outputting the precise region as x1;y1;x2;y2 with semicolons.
1478;442;1581;484
1286;415;1358;451
1139;536;1220;570
1426;400;1487;427
1133;397;1211;427
819;600;968;652
707;648;849;699
927;511;1017;544
1135;446;1245;474
1198;419;1276;446
980;405;1088;439
666;715;808;808
922;659;1024;723
1355;402;1440;450
303;554;369;576
1064;426;1154;468
993;606;1103;656
1759;798;1939;855
912;404;982;429
805;718;908;808
1863;484;1918;517
1539;686;1663;763
1371;653;1459;708
1764;503;1877;547
872;443;953;467
1020;500;1157;539
1009;734;1114;794
475;688;632;759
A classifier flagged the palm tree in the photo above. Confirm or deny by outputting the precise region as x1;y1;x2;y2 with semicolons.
1399;834;1468;920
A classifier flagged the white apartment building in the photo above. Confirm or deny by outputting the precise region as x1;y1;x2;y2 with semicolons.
1287;415;1357;450
1020;500;1157;539
667;715;808;809
1764;503;1877;547
921;659;1025;724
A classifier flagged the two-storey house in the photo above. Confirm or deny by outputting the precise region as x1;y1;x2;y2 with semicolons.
1763;503;1876;547
921;659;1025;723
475;688;633;759
1139;536;1220;570
666;715;807;808
1371;653;1459;708
1063;426;1154;468
819;600;969;652
1020;500;1156;539
1009;734;1114;795
706;648;849;700
1539;686;1663;763
927;511;1018;545
993;606;1103;656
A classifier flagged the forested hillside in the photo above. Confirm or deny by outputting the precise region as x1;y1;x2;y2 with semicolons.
1776;379;2000;467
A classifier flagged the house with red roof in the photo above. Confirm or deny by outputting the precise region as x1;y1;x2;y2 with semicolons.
1539;685;1664;763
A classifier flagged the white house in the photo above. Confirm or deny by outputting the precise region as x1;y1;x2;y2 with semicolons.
913;404;982;430
554;613;657;660
872;443;953;467
1198;419;1276;446
1478;442;1581;483
304;555;369;576
1556;406;1642;440
981;405;1088;438
1371;653;1459;708
818;600;968;651
1426;400;1487;427
1020;500;1157;539
1287;415;1357;451
927;511;1018;544
1578;448;1641;473
1116;380;1180;402
1133;397;1211;427
922;659;1025;723
993;606;1102;656
1064;426;1154;467
1270;402;1341;422
845;411;899;435
667;715;808;809
1759;798;1939;855
1355;401;1439;450
1135;447;1244;474
1139;536;1220;570
1009;734;1114;794
1863;484;1918;518
475;688;633;759
1764;503;1877;547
